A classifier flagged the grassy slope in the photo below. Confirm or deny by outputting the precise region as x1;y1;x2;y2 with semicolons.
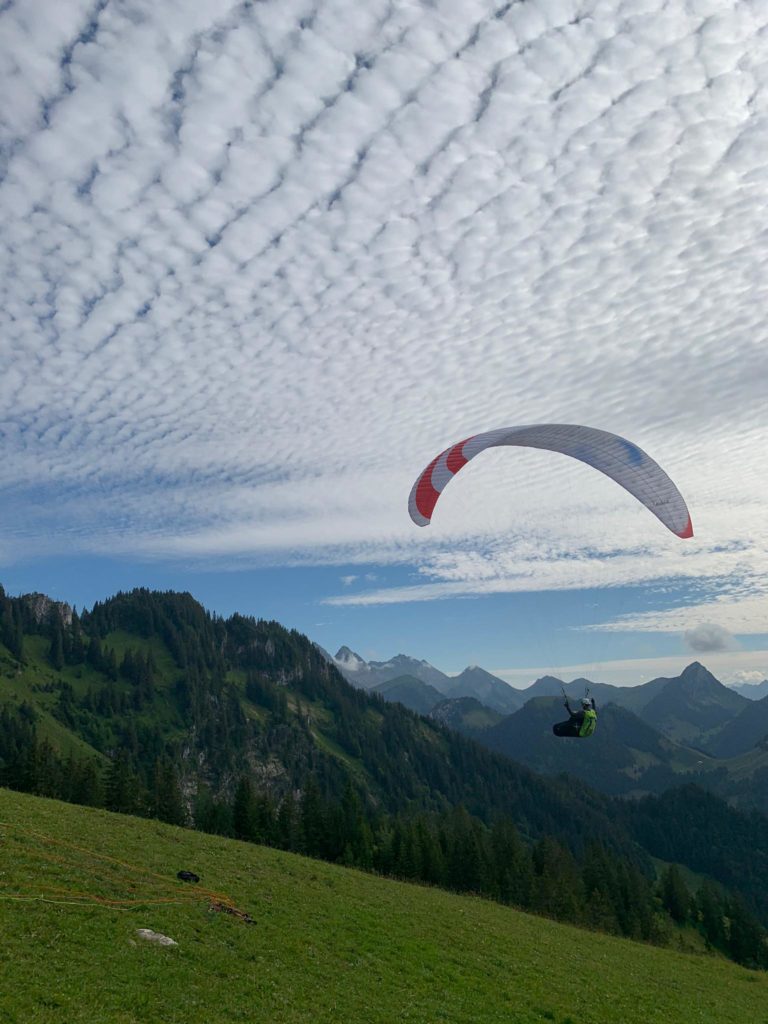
1;790;766;1024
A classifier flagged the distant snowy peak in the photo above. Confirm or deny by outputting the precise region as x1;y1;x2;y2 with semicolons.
334;646;368;672
329;648;449;692
330;646;382;688
374;654;432;669
369;654;450;691
329;647;519;709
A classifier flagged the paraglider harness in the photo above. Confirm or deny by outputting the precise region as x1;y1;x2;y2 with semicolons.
552;687;597;738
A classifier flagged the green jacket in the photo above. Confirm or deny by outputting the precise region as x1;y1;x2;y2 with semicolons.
579;709;597;738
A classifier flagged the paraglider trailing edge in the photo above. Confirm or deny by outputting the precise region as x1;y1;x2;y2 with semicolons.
408;423;693;538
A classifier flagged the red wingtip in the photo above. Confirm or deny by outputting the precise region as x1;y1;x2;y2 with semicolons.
677;517;694;539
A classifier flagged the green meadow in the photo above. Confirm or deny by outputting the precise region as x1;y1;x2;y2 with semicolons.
1;788;765;1024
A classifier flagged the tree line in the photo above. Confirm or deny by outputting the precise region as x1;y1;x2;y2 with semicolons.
2;702;767;969
2;586;768;971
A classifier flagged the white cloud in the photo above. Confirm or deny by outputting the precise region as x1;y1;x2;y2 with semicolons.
585;591;768;637
0;0;766;642
683;622;737;653
732;670;767;685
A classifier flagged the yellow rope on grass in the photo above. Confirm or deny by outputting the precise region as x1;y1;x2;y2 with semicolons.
0;893;204;908
0;820;248;917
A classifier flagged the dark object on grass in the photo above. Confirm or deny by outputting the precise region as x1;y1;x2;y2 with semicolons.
177;870;200;883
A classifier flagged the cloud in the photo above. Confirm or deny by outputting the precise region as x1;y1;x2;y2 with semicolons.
0;0;766;642
683;622;737;653
584;589;768;637
732;670;767;685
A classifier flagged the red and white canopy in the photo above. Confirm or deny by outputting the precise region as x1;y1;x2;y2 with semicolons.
408;424;693;538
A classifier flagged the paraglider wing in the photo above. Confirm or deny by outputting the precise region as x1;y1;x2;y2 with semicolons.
408;424;693;538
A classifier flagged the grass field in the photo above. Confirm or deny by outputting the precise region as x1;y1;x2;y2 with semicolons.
1;788;766;1024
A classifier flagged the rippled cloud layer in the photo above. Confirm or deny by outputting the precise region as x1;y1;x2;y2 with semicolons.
1;0;767;636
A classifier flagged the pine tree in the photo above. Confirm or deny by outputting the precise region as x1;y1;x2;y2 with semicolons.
276;792;301;851
152;760;185;826
615;860;657;941
490;818;533;908
68;609;86;664
9;603;24;661
87;637;104;672
444;806;487;894
697;879;726;950
72;760;104;807
255;794;278;846
194;785;232;836
659;865;690;925
105;752;139;814
532;836;583;924
300;777;326;857
581;845;620;934
48;625;64;671
233;776;259;841
105;647;118;682
414;818;444;885
120;648;136;682
139;653;155;704
340;781;371;866
35;739;62;798
726;895;768;969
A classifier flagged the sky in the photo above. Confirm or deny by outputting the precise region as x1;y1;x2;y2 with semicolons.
1;0;767;688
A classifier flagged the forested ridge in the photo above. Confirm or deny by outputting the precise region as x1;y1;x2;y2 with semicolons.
1;584;767;968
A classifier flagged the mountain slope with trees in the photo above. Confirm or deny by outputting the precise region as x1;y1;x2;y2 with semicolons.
0;586;641;857
455;690;768;816
1;583;768;962
703;695;768;758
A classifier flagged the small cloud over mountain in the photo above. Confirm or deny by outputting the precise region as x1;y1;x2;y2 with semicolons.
732;669;766;684
683;623;737;654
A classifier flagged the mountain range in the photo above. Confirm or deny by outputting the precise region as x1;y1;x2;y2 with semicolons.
325;647;523;713
0;587;642;854
432;666;768;813
321;644;768;811
325;646;760;746
728;679;768;700
4;584;768;934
